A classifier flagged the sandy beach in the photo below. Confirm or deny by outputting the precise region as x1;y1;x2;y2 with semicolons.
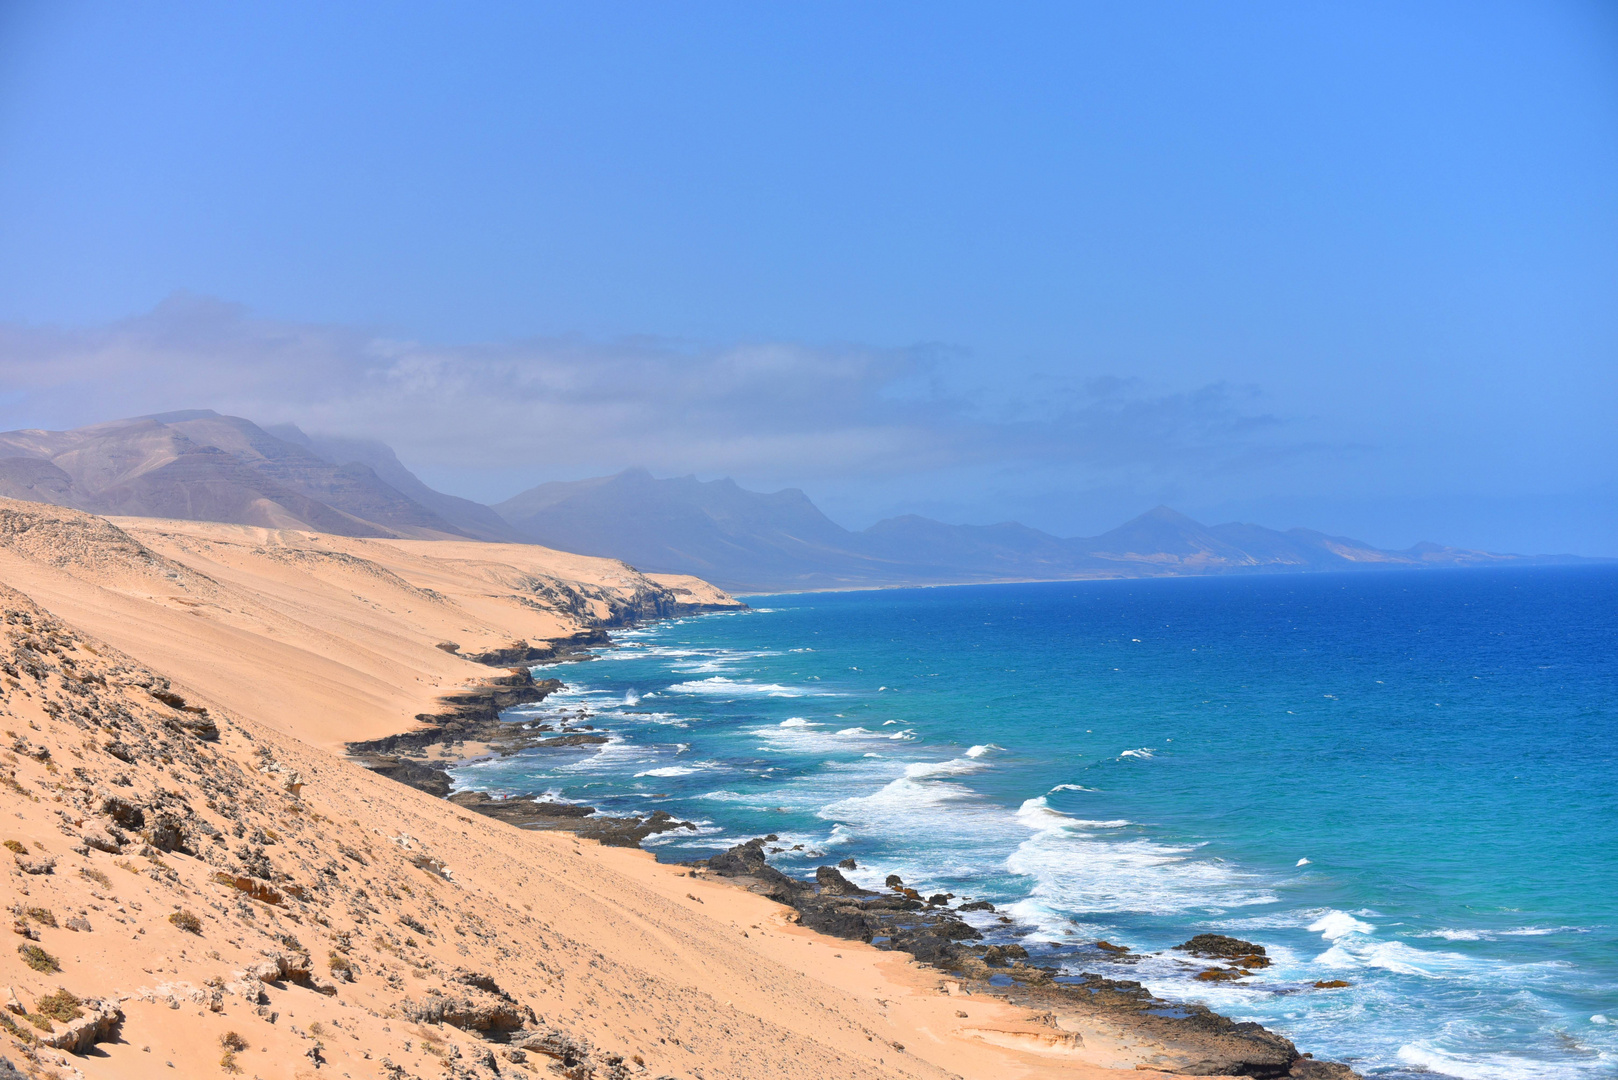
0;499;1346;1079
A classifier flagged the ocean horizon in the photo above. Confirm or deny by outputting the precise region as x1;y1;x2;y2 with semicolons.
454;565;1618;1079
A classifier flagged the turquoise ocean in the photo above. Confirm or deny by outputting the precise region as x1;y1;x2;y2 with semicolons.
452;566;1617;1078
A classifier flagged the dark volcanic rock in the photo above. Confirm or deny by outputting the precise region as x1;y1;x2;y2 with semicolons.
577;809;697;848
448;790;596;825
699;837;1327;1078
1288;1059;1363;1079
347;670;562;757
815;865;874;896
461;629;613;667
1176;933;1268;959
366;758;452;797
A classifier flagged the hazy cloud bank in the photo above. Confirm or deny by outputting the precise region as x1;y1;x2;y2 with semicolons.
0;295;1315;513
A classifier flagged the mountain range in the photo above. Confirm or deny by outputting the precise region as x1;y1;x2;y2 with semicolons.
0;411;1593;592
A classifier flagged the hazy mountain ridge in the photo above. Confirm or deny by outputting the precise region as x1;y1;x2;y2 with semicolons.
0;410;474;539
495;470;1594;591
0;413;1593;591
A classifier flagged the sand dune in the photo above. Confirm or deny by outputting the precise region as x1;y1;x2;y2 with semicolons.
0;500;1286;1079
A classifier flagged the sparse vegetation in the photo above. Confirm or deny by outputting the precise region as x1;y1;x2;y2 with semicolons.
0;1010;36;1045
33;988;82;1023
169;909;204;934
24;1012;53;1032
2;839;24;854
115;858;142;874
220;1031;248;1052
79;865;112;888
219;1050;242;1074
24;906;57;927
18;942;59;972
328;951;353;979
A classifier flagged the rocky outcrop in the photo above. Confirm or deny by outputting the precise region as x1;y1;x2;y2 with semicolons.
366;758;454;797
38;998;123;1052
450;630;613;667
1177;934;1268;960
700;838;1359;1079
403;988;534;1032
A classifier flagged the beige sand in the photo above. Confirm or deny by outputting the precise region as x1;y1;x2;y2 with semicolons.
0;500;1203;1079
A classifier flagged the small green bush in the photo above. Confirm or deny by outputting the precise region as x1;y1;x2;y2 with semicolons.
18;942;59;973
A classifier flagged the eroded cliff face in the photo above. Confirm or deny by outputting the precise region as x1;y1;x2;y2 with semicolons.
0;587;920;1080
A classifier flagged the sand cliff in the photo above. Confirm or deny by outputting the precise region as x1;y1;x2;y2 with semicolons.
0;500;1348;1080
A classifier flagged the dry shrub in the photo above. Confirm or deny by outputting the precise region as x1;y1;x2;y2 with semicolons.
33;988;82;1023
17;942;59;972
79;865;112;888
168;909;203;934
220;1031;248;1052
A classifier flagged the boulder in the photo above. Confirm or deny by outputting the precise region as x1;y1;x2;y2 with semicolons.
80;823;123;853
814;865;873;896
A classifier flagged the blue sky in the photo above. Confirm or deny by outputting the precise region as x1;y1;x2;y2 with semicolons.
1;2;1614;552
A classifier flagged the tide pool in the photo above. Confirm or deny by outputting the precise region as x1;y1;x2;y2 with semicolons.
451;566;1618;1079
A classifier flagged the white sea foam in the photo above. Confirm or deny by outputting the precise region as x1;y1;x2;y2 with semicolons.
1314;939;1502;980
1296;857;1310;866
779;717;812;727
1119;747;1155;759
1007;796;1276;915
1420;925;1582;942
1308;910;1375;940
1048;783;1096;792
905;757;989;780
665;677;821;697
966;743;1002;758
1395;1041;1578;1080
819;757;994;828
633;765;704;777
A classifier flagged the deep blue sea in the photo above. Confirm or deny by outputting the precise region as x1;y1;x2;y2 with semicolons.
452;567;1618;1079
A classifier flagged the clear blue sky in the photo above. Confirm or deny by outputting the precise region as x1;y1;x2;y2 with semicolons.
1;2;1614;553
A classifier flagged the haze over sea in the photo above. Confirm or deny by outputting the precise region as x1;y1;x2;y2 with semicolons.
454;567;1617;1079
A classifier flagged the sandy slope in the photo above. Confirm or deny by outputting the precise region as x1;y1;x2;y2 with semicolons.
0;505;735;749
0;501;1207;1079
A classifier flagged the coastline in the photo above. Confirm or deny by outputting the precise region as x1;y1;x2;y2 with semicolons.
417;626;1362;1079
0;500;1357;1078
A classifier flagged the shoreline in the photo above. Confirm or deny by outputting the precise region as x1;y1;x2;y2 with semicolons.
0;502;1360;1078
381;627;1363;1079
